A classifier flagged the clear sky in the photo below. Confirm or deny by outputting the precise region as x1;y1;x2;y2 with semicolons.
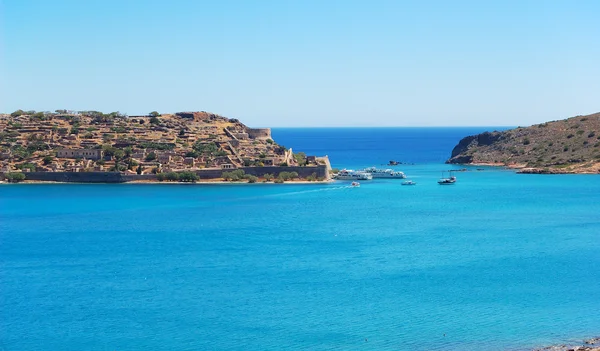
1;0;599;127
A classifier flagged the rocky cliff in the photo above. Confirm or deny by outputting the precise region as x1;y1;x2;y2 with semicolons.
447;112;600;173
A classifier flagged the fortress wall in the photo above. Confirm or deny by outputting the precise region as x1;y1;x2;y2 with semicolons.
18;172;129;183
240;165;328;179
246;128;271;140
3;165;329;183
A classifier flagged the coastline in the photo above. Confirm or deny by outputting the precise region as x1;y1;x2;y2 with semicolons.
1;179;335;185
533;336;600;351
454;162;600;175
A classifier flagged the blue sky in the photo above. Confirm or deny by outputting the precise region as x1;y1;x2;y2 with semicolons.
1;0;599;127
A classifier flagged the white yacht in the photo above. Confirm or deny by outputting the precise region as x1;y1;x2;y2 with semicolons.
361;167;406;179
334;169;373;180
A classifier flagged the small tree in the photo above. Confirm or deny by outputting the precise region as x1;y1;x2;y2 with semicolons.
5;172;26;183
294;152;307;166
179;171;199;182
165;172;180;181
145;152;157;161
263;173;274;181
43;155;54;165
149;111;160;117
244;174;258;183
10;109;26;118
136;164;143;175
150;116;160;124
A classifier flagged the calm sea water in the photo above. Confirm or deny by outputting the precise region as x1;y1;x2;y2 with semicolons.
1;128;599;351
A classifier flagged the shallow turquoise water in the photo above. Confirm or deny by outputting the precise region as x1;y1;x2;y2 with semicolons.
1;128;600;350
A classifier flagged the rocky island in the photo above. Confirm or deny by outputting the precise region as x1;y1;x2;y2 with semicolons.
0;110;331;183
447;112;600;174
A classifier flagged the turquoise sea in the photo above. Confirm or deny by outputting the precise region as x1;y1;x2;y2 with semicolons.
1;128;599;351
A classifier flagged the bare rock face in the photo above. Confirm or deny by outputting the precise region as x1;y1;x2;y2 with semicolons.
450;131;504;157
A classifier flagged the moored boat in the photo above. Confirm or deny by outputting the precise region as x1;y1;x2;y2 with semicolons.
438;171;456;185
334;169;373;180
362;167;406;179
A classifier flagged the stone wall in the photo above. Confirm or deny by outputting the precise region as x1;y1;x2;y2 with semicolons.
2;165;329;183
246;128;271;140
16;171;130;183
239;165;328;179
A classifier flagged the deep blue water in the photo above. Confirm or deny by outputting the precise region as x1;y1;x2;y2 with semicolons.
1;128;600;351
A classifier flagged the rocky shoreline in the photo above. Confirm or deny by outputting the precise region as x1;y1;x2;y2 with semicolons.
446;112;600;174
533;337;600;351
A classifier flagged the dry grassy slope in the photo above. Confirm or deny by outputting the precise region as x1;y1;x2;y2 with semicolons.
447;112;600;173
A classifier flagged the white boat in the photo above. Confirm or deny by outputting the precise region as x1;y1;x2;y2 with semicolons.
351;181;360;187
401;180;417;185
334;169;373;180
438;171;456;185
362;167;406;179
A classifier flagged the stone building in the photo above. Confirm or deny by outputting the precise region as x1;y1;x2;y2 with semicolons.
57;149;103;160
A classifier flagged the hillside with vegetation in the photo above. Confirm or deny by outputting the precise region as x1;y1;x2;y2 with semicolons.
0;109;323;180
447;112;600;173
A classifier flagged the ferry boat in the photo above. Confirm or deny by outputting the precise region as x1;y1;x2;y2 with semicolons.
362;167;406;179
334;169;373;180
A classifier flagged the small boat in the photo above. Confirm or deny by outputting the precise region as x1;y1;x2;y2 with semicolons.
438;171;456;185
351;181;360;187
401;180;417;186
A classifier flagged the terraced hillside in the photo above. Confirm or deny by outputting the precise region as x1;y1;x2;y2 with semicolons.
0;110;317;175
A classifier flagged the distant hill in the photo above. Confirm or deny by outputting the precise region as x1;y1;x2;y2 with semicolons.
447;112;600;173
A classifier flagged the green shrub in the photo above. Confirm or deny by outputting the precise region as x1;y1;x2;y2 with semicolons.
145;152;157;161
165;172;179;181
244;175;258;183
5;172;26;182
16;162;36;171
222;169;245;181
178;171;199;182
274;178;284;183
42;155;54;165
10;109;26;118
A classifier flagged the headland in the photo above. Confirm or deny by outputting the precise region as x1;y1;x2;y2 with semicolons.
0;110;331;183
446;112;600;174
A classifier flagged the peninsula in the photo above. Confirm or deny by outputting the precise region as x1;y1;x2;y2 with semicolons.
447;112;600;174
0;110;331;183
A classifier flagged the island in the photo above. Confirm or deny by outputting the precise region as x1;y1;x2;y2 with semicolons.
0;110;332;183
446;112;600;174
